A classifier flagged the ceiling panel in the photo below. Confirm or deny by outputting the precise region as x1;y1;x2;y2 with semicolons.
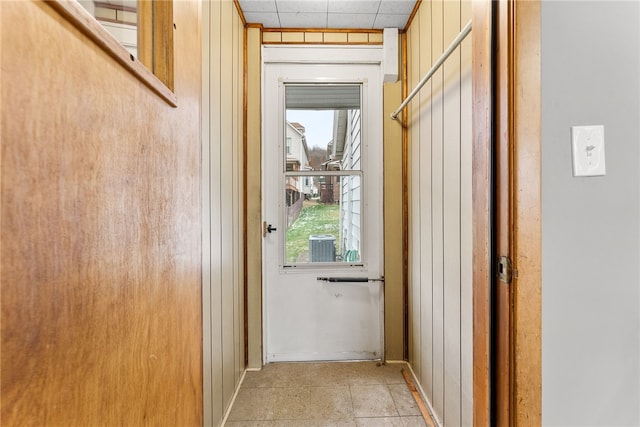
378;0;415;15
237;0;417;29
279;12;328;28
240;0;278;13
278;0;328;13
243;11;281;27
327;13;376;29
327;0;380;14
373;14;409;29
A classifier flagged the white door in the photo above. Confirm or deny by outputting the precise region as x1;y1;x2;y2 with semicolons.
262;46;384;363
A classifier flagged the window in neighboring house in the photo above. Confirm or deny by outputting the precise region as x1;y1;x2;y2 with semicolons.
286;137;292;155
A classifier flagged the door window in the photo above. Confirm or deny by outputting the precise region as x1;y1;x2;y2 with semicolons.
283;84;363;266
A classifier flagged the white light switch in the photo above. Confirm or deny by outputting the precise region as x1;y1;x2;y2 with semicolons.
571;125;606;177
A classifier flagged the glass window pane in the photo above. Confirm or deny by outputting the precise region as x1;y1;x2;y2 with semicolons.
285;109;361;172
283;84;363;267
284;175;361;265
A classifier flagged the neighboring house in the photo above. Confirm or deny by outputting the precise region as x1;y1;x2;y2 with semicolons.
285;121;312;225
323;109;362;262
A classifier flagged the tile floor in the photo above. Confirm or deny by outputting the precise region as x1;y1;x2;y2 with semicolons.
225;361;427;426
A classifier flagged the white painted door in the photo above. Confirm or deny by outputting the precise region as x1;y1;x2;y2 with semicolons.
262;46;384;363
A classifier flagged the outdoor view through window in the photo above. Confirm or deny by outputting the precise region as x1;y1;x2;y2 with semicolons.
284;84;362;265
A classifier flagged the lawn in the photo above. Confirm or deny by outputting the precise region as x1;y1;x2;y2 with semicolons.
286;200;340;263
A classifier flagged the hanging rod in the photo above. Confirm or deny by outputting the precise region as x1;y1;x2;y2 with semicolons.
391;20;472;121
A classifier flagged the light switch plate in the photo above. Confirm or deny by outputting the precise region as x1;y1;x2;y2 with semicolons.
571;125;606;177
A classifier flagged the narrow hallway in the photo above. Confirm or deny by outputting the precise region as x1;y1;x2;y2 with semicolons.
225;362;428;426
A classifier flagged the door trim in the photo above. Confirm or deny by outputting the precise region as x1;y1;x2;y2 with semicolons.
471;1;493;425
491;0;542;424
507;1;542;424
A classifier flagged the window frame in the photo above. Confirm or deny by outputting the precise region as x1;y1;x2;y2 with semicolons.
46;0;176;107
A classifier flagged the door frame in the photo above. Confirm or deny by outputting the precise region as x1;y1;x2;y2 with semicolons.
472;0;542;425
260;50;386;363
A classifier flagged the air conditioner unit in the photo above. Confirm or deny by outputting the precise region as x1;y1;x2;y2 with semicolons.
309;234;336;262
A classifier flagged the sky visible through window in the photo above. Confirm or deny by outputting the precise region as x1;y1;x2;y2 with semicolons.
286;110;334;150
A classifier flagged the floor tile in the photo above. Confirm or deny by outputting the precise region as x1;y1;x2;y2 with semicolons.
227;387;277;421
400;416;427;427
269;420;357;427
355;417;405;427
225;422;269;427
388;384;421;416
304;363;354;387
271;387;312;420
380;364;408;385
345;362;389;385
225;362;427;427
351;384;399;418
309;386;354;420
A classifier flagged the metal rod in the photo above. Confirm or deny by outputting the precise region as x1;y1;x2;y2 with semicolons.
390;20;472;121
317;277;385;283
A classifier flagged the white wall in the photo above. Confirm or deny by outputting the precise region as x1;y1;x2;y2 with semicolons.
542;2;640;425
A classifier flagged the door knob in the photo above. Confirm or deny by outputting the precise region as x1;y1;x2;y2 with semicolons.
263;221;277;237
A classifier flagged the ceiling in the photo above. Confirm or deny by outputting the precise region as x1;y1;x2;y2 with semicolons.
236;0;418;30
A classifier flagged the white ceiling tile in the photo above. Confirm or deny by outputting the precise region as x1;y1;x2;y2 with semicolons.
237;0;416;29
279;12;328;28
372;13;407;29
378;0;415;15
238;0;278;13
243;11;281;27
327;0;380;14
276;0;328;13
328;13;376;29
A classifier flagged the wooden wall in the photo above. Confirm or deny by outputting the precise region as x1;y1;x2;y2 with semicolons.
1;1;203;425
405;0;473;424
201;0;246;425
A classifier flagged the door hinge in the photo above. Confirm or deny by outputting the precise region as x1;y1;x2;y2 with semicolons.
497;256;513;284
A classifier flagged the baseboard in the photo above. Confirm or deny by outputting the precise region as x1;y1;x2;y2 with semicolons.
403;362;443;427
220;369;248;426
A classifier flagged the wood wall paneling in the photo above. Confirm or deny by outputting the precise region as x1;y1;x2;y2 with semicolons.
234;4;245;390
430;0;446;419
246;26;263;369
202;0;246;424
220;0;235;411
459;2;474;426
417;0;434;402
1;1;201;425
405;0;475;424
407;16;421;380
201;0;213;424
442;0;462;425
383;72;404;361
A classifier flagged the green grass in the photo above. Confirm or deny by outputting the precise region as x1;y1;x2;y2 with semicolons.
286;201;340;263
